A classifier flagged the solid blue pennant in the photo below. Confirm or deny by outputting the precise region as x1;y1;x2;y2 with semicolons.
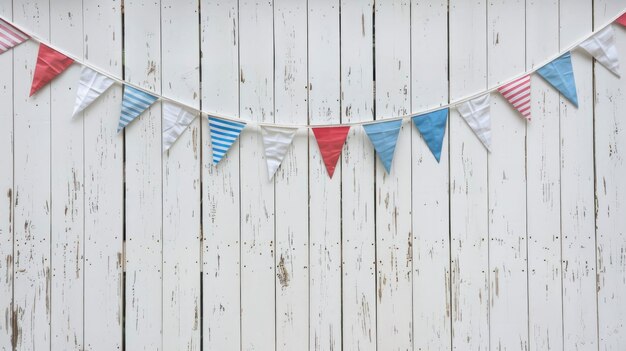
363;119;403;174
117;85;159;132
208;116;246;165
536;51;578;107
412;108;448;162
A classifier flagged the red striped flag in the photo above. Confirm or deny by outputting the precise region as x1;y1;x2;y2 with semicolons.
0;19;29;54
497;74;531;121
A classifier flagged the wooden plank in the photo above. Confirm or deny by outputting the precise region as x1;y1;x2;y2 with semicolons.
82;1;124;349
123;0;163;349
0;1;13;349
559;1;598;350
307;0;341;350
525;1;563;350
49;2;84;349
238;0;275;349
161;0;201;349
273;0;309;350
410;1;451;349
200;0;241;350
339;0;376;350
594;1;626;350
374;0;413;350
486;1;529;350
12;1;51;349
449;0;489;349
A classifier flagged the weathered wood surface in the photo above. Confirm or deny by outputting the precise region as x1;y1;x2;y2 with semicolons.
0;0;625;350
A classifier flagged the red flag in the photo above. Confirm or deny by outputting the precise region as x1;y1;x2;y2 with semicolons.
616;13;626;27
312;126;350;178
30;43;74;96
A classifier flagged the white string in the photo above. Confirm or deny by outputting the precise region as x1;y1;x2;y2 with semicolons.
1;8;625;129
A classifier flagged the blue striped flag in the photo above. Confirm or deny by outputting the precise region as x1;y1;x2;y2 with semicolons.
208;116;246;165
117;85;159;132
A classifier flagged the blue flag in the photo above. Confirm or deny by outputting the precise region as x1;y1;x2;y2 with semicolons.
208;116;246;165
118;86;158;132
412;108;448;162
363;119;403;174
537;52;578;107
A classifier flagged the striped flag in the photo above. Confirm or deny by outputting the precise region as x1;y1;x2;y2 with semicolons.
0;19;29;54
30;44;74;96
497;75;531;121
117;85;158;132
208;116;246;165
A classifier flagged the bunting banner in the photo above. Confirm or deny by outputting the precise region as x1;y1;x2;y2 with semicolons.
616;13;626;27
312;126;350;178
411;108;448;162
497;75;532;120
261;126;297;180
73;66;115;117
536;52;578;106
363;119;402;174
162;102;197;151
30;43;74;96
0;18;29;54
117;85;158;132
457;94;491;151
579;26;620;76
208;116;246;165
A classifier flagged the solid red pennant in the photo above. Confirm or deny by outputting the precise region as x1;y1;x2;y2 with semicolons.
312;126;350;178
616;13;626;27
30;43;74;96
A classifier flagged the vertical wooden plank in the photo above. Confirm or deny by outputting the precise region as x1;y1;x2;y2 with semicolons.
525;1;563;350
374;1;413;350
200;0;241;349
161;1;201;350
12;1;51;349
0;1;13;349
410;1;451;349
340;0;376;350
308;0;341;350
124;0;163;348
273;0;309;350
449;1;489;350
486;1;529;350
239;0;275;349
594;1;626;350
49;2;84;349
559;1;598;350
82;0;124;349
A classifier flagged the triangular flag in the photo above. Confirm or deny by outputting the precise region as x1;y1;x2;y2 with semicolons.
162;102;197;152
208;116;246;165
497;75;532;120
411;108;448;162
312;126;350;178
579;26;620;76
30;43;74;96
363;119;402;174
457;94;491;151
73;66;115;117
0;19;29;54
536;52;578;107
117;85;158;132
616;13;626;27
261;126;298;180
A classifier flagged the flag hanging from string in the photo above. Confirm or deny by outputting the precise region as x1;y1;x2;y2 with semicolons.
411;108;448;162
261;126;298;180
73;66;115;117
457;94;491;151
363;119;403;174
0;18;29;55
537;52;579;106
162;102;197;151
117;85;158;132
497;75;532;120
208;116;246;165
579;26;620;76
312;126;350;178
30;43;74;96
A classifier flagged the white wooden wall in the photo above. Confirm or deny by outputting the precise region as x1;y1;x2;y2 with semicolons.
0;0;625;350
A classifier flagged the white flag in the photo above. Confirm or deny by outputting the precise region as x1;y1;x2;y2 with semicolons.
73;66;115;117
457;94;491;151
261;125;298;180
162;102;197;151
579;26;620;77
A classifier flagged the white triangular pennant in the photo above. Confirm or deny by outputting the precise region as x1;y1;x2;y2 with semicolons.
579;26;620;76
162;102;197;151
456;94;491;151
73;66;115;117
260;126;298;180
